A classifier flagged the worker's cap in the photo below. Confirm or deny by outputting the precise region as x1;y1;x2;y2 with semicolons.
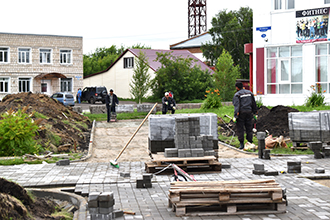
165;92;169;96
110;89;113;92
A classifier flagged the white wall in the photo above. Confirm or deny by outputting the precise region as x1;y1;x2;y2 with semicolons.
83;51;156;99
253;0;330;106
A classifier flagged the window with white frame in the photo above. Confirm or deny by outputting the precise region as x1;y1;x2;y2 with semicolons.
18;78;31;92
124;57;134;68
60;78;72;92
60;49;72;64
0;47;9;63
0;78;9;92
18;48;31;64
286;0;294;9
315;44;330;93
40;49;51;64
274;0;282;10
266;46;303;94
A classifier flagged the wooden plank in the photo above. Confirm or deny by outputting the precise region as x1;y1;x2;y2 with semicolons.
227;205;237;213
169;187;282;194
171;179;277;186
173;198;282;206
219;193;230;201
272;191;283;201
175;207;186;217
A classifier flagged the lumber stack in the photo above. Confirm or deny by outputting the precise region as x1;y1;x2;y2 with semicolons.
168;179;286;216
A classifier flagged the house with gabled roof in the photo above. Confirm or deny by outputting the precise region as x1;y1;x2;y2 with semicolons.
83;48;214;99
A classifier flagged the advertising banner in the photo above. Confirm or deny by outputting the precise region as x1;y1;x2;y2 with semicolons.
296;7;329;43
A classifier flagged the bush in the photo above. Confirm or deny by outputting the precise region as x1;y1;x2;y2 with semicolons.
305;84;326;107
0;107;42;156
201;89;222;109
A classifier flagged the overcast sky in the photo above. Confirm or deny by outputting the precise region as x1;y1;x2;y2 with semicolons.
2;0;257;54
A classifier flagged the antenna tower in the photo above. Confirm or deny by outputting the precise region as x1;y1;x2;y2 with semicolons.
188;0;207;38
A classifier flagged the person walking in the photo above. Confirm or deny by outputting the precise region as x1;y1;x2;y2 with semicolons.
162;92;176;114
106;89;119;122
232;82;258;150
77;88;82;103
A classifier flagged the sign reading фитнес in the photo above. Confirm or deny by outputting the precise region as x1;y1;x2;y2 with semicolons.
296;7;329;43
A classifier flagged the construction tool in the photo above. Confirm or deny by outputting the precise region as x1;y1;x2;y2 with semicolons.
110;103;158;168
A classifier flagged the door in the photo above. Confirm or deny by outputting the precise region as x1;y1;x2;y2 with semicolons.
41;80;51;95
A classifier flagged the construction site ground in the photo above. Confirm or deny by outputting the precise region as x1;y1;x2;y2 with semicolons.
1;119;330;220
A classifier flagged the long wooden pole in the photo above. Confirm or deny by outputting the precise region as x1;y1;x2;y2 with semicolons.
113;102;158;162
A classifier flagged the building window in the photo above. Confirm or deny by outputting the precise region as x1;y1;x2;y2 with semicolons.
40;49;51;64
18;48;31;64
0;78;9;92
286;0;294;9
60;49;72;64
274;0;282;10
315;44;330;93
0;47;9;63
325;0;330;4
124;57;134;68
266;46;303;94
19;78;31;92
61;78;72;92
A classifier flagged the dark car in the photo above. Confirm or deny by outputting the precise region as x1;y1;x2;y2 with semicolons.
81;86;107;104
51;92;75;106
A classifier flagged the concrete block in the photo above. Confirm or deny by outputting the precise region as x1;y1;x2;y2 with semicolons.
99;200;115;208
88;201;98;208
164;148;178;157
264;171;279;176
253;163;264;171
252;170;265;175
204;150;215;156
315;168;325;173
144;182;152;188
178;149;191;157
98;192;114;202
143;174;153;181
88;207;98;214
137;104;157;113
88;192;101;202
113;209;124;218
221;163;231;169
191;148;204;157
56;159;70;166
99;207;114;214
119;172;130;177
136;179;144;188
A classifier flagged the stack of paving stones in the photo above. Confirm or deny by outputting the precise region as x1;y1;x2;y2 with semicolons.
252;163;278;176
137;104;157;113
88;191;123;219
148;113;218;154
136;174;153;188
287;161;302;173
164;116;215;158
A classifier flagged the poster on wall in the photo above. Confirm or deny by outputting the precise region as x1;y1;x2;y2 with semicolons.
296;7;329;43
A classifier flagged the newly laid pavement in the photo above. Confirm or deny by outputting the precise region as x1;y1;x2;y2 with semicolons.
1;155;330;219
1;121;330;219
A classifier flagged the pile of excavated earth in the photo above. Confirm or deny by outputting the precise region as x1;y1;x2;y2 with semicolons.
0;92;92;154
219;105;299;138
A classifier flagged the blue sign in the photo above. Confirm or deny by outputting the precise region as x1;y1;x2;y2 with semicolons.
75;75;82;79
261;34;267;38
256;26;271;32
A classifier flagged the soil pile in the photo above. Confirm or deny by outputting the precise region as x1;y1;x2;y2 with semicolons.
219;105;299;138
0;178;65;219
0;92;92;154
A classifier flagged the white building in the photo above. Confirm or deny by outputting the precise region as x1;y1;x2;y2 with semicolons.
252;0;330;106
83;49;214;99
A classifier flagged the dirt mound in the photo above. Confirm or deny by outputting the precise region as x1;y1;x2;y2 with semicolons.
0;178;65;219
0;92;92;154
219;105;299;139
256;105;299;137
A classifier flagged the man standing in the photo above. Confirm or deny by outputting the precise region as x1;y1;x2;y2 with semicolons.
77;88;82;103
162;92;176;114
232;82;257;150
106;89;119;122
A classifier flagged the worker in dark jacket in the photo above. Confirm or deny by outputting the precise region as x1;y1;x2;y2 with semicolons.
106;89;119;122
162;92;176;114
232;82;258;149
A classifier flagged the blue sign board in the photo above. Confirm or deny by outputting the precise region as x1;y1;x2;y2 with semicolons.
261;34;267;38
256;26;271;32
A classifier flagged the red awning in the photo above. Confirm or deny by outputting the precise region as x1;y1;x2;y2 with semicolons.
34;72;67;79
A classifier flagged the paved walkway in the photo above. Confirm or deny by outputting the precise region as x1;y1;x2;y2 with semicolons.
1;155;330;219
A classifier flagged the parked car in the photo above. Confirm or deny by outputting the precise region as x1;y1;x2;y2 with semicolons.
81;86;107;104
51;92;75;106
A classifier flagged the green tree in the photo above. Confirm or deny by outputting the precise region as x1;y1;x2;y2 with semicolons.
214;50;240;101
83;44;151;77
151;52;213;102
130;50;151;104
201;7;253;79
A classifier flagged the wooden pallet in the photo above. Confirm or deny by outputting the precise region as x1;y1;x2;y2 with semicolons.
168;179;286;216
145;153;221;173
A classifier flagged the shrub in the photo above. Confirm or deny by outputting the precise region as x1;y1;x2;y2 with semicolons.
0;107;42;156
255;90;264;108
305;84;326;107
201;89;222;109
